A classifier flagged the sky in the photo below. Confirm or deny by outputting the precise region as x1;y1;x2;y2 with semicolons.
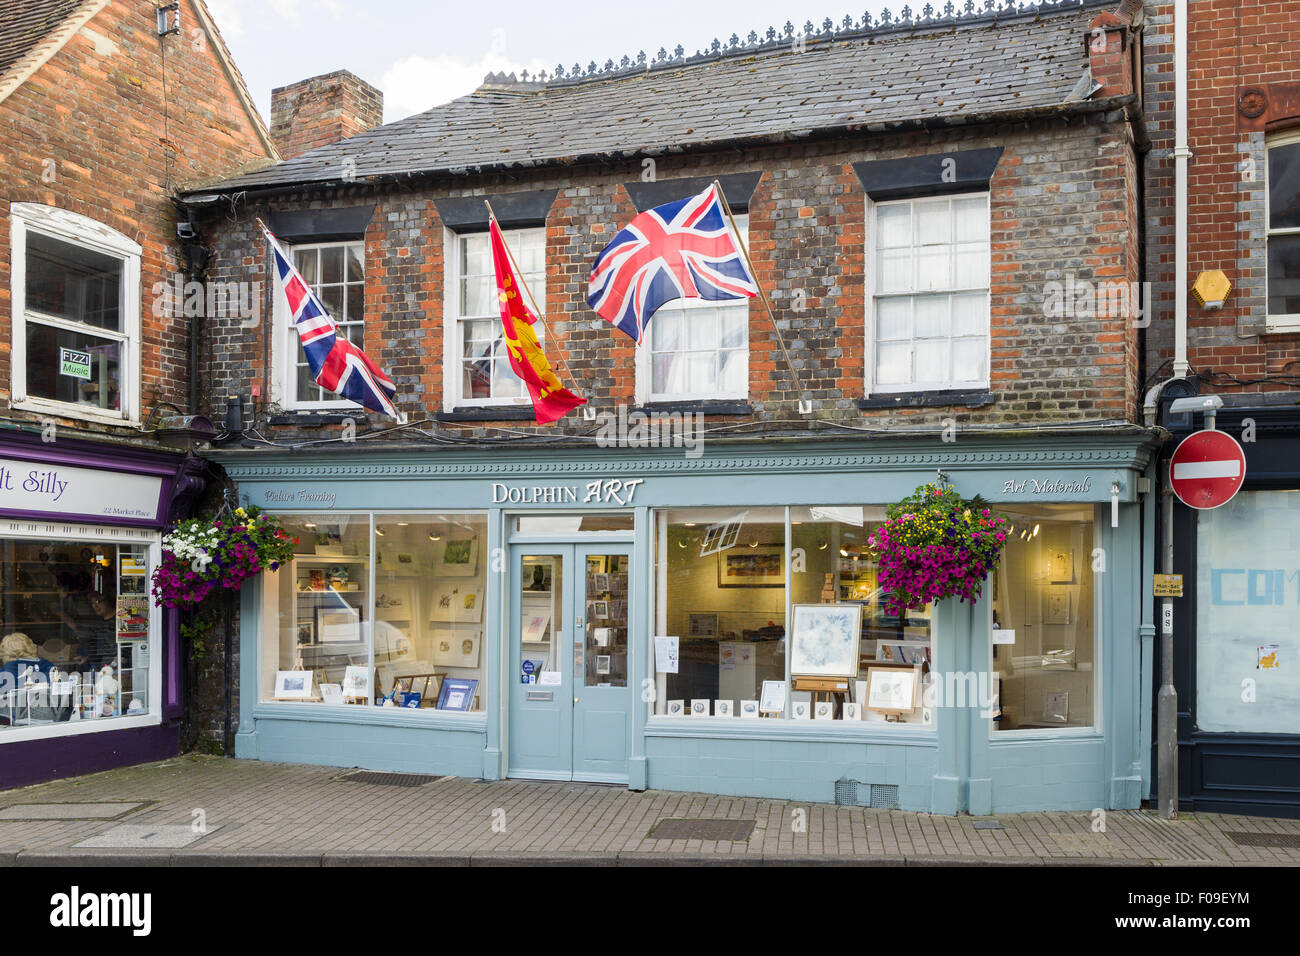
205;0;898;124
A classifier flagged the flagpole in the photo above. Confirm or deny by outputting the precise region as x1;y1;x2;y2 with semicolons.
711;180;810;413
483;200;582;394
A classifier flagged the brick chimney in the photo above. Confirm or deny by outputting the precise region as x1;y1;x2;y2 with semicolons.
270;70;383;160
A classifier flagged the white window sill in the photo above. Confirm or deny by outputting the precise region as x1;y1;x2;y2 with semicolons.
1264;316;1300;334
11;397;137;428
0;712;160;744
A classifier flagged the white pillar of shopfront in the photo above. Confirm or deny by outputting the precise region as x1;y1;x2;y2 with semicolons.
931;597;967;815
628;505;651;790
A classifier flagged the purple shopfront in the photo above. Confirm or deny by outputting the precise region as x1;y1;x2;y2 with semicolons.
0;429;205;789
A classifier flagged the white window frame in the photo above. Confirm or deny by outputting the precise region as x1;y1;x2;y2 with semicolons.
271;238;366;412
864;192;991;396
0;520;162;744
9;203;141;427
442;226;546;411
634;215;750;405
1265;130;1300;333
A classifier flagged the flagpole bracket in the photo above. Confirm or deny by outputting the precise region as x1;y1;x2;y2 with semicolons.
582;406;598;421
797;398;813;416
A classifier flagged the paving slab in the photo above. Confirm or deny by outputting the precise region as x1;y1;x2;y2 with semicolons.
0;802;143;820
74;823;223;850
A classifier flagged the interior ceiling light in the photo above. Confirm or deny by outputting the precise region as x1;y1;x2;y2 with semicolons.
375;528;385;537
1032;524;1040;537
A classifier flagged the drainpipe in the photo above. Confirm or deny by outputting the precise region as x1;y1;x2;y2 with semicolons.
1172;0;1192;378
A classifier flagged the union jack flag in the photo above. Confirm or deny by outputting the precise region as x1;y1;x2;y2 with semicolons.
587;184;758;343
263;227;399;418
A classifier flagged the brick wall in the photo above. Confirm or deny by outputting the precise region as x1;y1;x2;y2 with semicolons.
0;0;273;435
197;111;1145;440
1143;0;1300;395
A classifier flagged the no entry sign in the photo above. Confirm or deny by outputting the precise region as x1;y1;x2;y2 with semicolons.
1169;429;1246;509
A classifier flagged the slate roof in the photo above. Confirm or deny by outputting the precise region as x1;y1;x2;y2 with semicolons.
0;0;84;77
190;0;1113;196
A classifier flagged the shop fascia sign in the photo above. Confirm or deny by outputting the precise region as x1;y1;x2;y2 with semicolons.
999;476;1095;495
492;478;645;506
0;457;161;522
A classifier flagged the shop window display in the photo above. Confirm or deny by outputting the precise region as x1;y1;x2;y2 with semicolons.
989;505;1095;730
266;513;488;712
653;506;933;724
0;538;152;729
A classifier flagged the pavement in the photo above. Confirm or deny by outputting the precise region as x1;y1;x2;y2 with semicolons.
2;755;1299;866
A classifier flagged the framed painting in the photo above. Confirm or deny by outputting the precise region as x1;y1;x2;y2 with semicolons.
429;584;483;623
865;664;919;715
436;677;478;712
790;603;862;678
274;670;314;700
716;545;784;588
434;536;479;577
430;628;480;668
688;613;718;637
316;608;361;644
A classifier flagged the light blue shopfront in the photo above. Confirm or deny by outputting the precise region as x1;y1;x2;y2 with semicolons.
217;431;1158;814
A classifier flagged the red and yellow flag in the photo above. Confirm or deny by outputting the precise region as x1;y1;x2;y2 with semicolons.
489;219;585;424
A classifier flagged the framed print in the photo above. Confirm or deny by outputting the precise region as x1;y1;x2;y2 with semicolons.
592;626;612;647
866;664;919;715
591;572;611;593
714;699;733;717
759;680;786;715
342;665;370;700
791;699;812;719
437;677;478;712
842;702;861;721
586;555;606;575
688;613;718;637
430;584;483;623
875;640;930;665
317;608;361;644
1049;548;1075;584
814;700;835;720
596;654;611;675
274;670;314;700
689;698;710;717
296;621;315;645
320;683;344;706
523;613;551;644
717;545;784;587
665;699;685;717
790;603;862;678
739;699;759;718
435;536;479;577
375;586;413;623
430;629;480;668
589;600;609;619
1044;588;1072;625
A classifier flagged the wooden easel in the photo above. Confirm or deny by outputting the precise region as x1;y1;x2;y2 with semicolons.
792;676;851;718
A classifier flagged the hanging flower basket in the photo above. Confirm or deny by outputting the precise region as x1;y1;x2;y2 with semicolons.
151;506;297;609
866;480;1009;617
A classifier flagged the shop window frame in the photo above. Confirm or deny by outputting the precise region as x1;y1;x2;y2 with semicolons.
646;504;938;734
986;503;1104;740
256;509;493;720
8;203;142;427
0;522;162;745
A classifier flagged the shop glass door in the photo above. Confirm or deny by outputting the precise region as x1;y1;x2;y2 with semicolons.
508;544;632;782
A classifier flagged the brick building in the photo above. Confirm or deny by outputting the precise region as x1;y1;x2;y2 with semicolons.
0;0;275;787
182;0;1164;813
1142;0;1300;817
